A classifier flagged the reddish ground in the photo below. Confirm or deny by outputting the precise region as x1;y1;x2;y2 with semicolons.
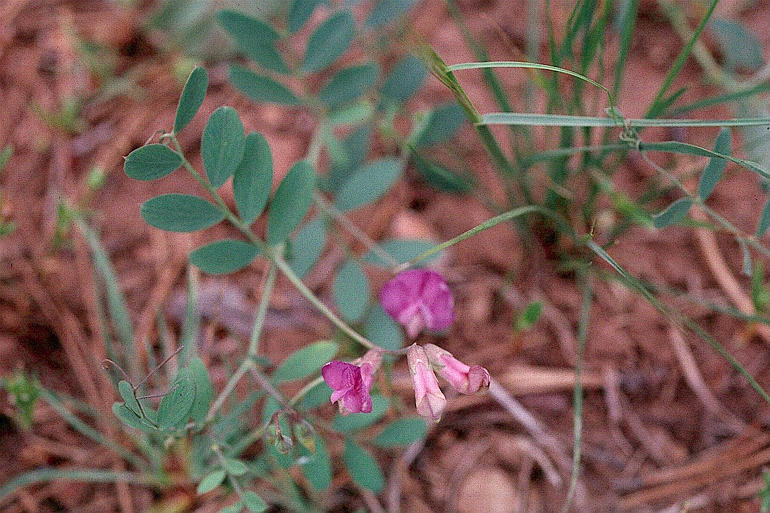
1;1;770;512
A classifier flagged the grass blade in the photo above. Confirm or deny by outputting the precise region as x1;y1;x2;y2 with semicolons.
76;222;137;379
645;0;720;119
480;112;770;128
562;270;591;512
0;468;159;500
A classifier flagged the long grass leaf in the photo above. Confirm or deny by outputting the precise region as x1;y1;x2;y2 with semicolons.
76;222;137;379
640;141;770;179
0;468;159;500
645;0;720;118
480;112;770;128
671;83;770;116
612;0;640;98
447;61;616;108
562;270;591;512
397;206;572;271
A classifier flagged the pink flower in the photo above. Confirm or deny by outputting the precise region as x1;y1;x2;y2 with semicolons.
407;345;446;422
380;270;454;338
321;349;382;415
425;344;490;394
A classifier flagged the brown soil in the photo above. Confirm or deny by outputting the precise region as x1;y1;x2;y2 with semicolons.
1;1;770;512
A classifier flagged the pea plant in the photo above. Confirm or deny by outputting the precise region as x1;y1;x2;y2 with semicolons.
3;1;770;511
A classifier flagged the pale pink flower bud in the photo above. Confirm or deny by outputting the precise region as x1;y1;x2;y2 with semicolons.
425;344;490;394
380;270;454;338
322;349;382;416
407;345;446;422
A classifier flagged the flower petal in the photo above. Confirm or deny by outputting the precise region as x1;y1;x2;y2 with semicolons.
322;361;360;391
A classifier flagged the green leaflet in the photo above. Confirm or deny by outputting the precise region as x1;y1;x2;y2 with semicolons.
124;144;182;181
174;66;208;134
301;10;355;73
140;194;224;233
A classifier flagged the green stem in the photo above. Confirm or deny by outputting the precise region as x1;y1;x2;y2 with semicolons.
313;193;399;268
207;264;276;423
394;205;573;272
645;0;720;119
638;151;770;261
170;136;389;356
561;270;591;513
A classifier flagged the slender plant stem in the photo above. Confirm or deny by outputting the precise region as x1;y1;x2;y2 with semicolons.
288;376;324;407
638;151;770;261
313;193;399;267
248;264;277;356
206;264;277;423
169;135;391;356
561;270;591;513
645;0;720;119
394;205;573;272
249;366;289;408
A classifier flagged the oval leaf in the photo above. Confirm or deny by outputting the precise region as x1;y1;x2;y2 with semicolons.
319;63;378;107
372;417;427;447
332;395;389;432
709;18;764;72
363;304;404;351
758;197;770;237
652;198;693;228
242;491;268;513
298;381;332;410
217;10;288;73
301;10;355;73
413;102;466;147
157;368;196;429
410;149;472;193
229;65;300;106
301;436;332;491
224;458;249;476
124;144;182;181
343;440;385;493
190;239;260;275
267;161;316;245
287;217;327;278
202;106;246;188
333;259;370;322
174;66;208;134
335;158;403;211
288;0;325;33
118;380;141;416
365;0;416;28
697;127;731;200
234;133;273;224
197;469;226;495
219;503;243;513
382;54;427;103
188;357;214;424
112;403;157;433
273;341;338;383
141;194;224;232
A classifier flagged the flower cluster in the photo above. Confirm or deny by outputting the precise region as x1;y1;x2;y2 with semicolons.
322;270;489;422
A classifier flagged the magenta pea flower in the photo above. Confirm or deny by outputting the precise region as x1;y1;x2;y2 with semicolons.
380;269;454;338
321;349;382;415
425;344;490;394
407;344;446;422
